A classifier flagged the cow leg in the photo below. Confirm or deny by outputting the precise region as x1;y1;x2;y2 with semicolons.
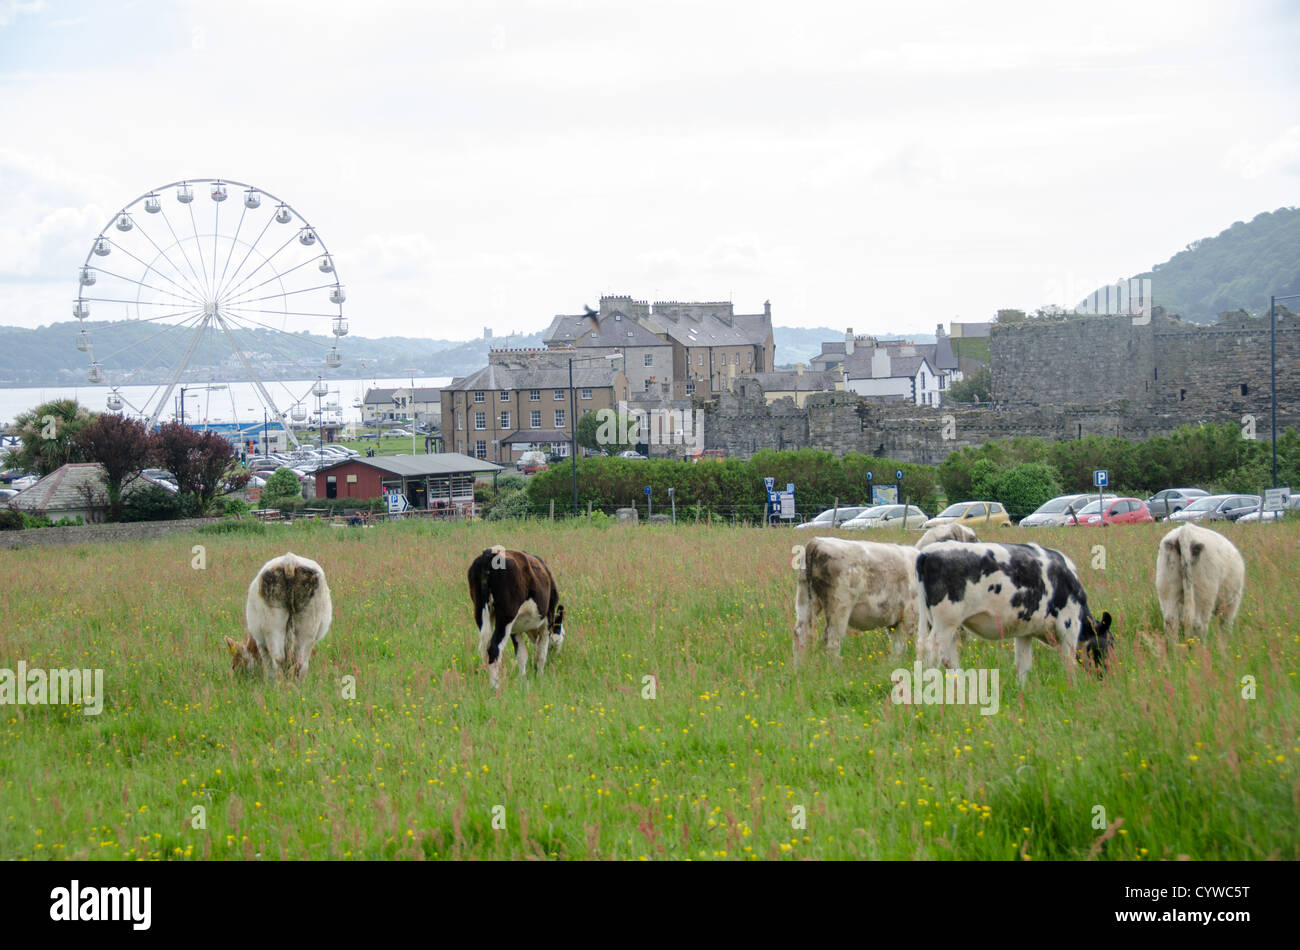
259;614;288;681
484;616;511;690
888;604;915;657
535;628;551;675
476;605;496;665
1014;636;1034;684
1159;590;1182;648
822;600;852;661
1221;584;1243;634
514;626;529;678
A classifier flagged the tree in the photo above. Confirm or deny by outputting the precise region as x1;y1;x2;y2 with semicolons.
995;462;1062;519
947;367;991;403
576;408;634;454
9;399;94;476
261;467;303;506
156;422;247;515
74;414;159;521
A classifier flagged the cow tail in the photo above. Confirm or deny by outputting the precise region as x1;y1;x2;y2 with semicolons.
1178;534;1197;632
473;552;494;632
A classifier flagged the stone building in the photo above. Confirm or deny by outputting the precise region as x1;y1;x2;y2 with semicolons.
440;347;628;466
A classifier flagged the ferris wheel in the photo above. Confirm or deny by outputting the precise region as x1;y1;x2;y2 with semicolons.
73;178;348;444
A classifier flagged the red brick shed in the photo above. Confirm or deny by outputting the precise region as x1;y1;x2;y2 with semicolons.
314;453;502;509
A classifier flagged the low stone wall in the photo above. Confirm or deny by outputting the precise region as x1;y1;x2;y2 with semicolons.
0;517;215;551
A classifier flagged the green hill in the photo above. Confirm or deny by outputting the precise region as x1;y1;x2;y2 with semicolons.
1086;207;1300;323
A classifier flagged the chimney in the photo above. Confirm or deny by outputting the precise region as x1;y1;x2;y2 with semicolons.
764;300;771;319
871;348;891;379
845;327;854;356
796;362;804;376
935;323;944;339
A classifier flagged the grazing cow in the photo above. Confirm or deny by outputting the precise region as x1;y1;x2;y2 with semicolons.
225;552;333;680
1155;523;1245;643
468;547;566;688
915;541;1113;682
916;523;979;549
794;536;920;660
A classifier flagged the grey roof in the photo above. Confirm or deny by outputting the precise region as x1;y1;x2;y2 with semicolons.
653;312;771;348
843;353;936;381
744;370;841;392
363;388;399;405
316;453;502;477
499;430;570;444
818;341;847;355
443;363;619;392
9;463;172;513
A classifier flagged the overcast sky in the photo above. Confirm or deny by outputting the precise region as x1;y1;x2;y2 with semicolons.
1;0;1297;343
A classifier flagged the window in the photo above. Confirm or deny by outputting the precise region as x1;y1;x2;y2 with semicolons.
474;411;486;430
685;382;695;396
644;379;653;392
697;353;704;366
1240;383;1248;396
554;409;565;428
529;389;540;401
530;410;541;428
456;411;462;430
500;411;510;429
554;389;564;400
644;352;654;366
475;440;487;459
473;391;484;402
580;388;592;400
501;390;511;402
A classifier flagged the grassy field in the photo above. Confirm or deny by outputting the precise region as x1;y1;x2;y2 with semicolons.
0;518;1296;860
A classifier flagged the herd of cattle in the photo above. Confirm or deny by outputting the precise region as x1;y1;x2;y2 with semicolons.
222;519;1247;688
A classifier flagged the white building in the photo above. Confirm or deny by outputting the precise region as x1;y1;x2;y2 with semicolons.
843;349;943;406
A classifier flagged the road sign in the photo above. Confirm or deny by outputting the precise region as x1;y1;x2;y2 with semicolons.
764;476;775;490
644;485;651;496
386;491;410;514
895;469;904;480
866;471;874;481
1264;487;1290;512
1093;470;1109;488
786;483;795;493
780;490;795;520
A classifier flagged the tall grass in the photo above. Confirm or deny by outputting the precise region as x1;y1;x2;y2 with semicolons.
0;518;1295;859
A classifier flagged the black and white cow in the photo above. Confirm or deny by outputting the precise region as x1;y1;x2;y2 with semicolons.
914;540;1113;682
467;547;566;688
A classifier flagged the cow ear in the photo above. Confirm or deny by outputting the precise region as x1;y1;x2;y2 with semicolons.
1099;611;1112;632
554;604;565;625
225;636;239;656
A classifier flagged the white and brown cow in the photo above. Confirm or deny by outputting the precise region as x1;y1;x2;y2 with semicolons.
915;540;1113;683
225;552;333;680
794;536;921;661
468;547;566;689
1155;523;1245;644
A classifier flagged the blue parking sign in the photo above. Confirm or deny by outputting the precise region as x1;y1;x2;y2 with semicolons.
1093;470;1109;487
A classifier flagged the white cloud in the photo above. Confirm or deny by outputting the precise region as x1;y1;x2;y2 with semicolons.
1228;125;1300;180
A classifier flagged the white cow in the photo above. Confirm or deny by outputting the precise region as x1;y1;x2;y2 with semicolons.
916;523;979;549
1155;523;1245;643
794;536;920;660
225;552;333;680
915;540;1113;683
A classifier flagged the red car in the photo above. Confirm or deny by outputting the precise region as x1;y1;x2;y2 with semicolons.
1067;496;1154;526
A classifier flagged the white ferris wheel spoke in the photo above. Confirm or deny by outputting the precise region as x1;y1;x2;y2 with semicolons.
216;212;277;303
217;231;299;303
124;212;209;302
216;201;248;293
104;237;204;304
226;282;340;308
186;200;210;299
155;203;209;300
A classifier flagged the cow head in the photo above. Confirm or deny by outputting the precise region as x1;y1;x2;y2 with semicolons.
225;634;261;676
1077;610;1114;670
550;604;566;653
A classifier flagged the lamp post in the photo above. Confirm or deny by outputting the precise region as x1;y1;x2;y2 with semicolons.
1270;294;1300;488
569;351;624;516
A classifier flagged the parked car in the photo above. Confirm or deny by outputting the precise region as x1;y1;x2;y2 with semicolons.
794;505;873;529
842;504;928;530
9;474;39;490
0;488;18;501
516;450;548;473
922;501;1011;530
1236;494;1300;522
1145;487;1210;520
1018;493;1098;527
385;428;412;438
1063;496;1155;527
1169;493;1264;523
618;450;648;460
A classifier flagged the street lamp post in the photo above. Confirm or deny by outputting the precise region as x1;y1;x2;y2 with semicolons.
1270;294;1300;488
569;352;624;517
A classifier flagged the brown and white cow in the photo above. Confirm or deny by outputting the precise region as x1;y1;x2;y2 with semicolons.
468;547;567;688
794;536;921;661
1155;523;1245;644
